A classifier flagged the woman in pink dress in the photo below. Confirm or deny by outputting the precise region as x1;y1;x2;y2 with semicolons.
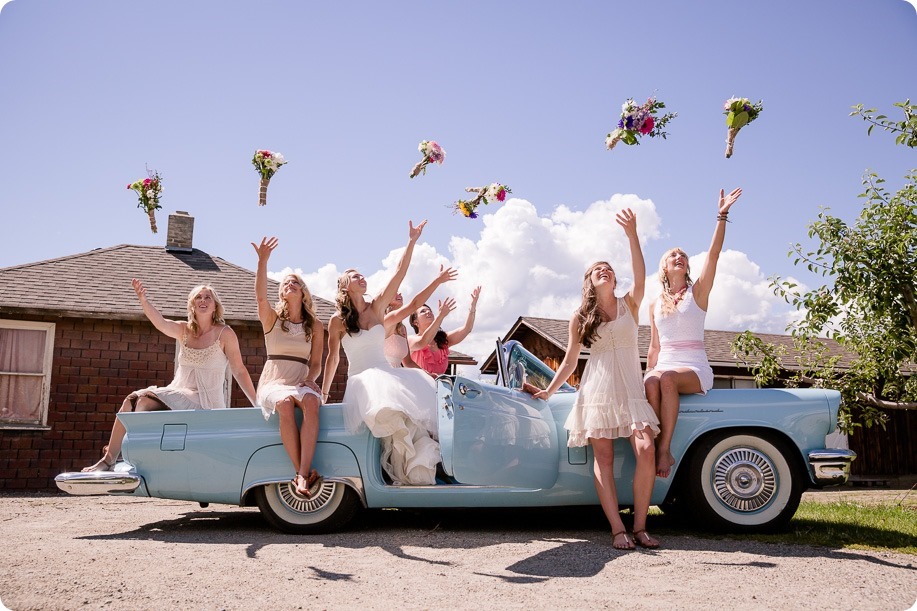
408;286;480;377
533;209;659;550
383;265;457;369
644;187;742;478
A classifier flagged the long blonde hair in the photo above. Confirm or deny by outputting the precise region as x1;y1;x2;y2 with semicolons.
657;248;693;316
335;269;362;335
275;273;316;341
186;285;225;337
575;261;615;348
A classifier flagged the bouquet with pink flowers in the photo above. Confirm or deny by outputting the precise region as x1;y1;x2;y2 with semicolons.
127;169;163;233
723;97;763;158
453;183;511;219
605;97;677;150
252;149;287;206
409;140;446;179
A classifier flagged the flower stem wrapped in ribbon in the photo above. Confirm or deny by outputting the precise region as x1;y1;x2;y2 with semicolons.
453;183;511;219
409;140;446;179
606;97;677;150
127;169;163;234
252;149;288;206
724;97;764;158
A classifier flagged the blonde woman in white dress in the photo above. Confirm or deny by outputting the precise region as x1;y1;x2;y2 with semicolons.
644;187;742;479
83;280;257;472
533;210;660;550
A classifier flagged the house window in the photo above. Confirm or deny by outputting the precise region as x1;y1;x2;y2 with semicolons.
712;376;758;389
0;320;56;428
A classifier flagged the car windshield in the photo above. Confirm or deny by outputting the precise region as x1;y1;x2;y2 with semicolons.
503;340;575;393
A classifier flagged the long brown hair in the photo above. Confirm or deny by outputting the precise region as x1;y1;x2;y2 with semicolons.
409;305;448;350
186;285;225;337
335;269;362;335
575;262;614;348
657;248;693;316
275;273;316;341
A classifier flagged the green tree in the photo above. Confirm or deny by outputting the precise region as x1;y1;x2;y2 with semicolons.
733;102;917;433
850;99;917;148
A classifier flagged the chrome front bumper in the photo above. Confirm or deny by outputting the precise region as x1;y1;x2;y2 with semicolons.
808;449;857;486
55;470;142;495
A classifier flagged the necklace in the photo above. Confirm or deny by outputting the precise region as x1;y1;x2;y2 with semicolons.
670;286;688;306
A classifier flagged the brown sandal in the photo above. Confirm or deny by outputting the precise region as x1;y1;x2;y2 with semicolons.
294;469;324;499
632;529;660;549
612;530;635;550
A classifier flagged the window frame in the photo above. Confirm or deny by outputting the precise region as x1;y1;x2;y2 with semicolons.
0;319;56;429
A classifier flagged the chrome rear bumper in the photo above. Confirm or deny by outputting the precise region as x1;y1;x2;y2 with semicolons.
55;470;142;495
808;449;857;486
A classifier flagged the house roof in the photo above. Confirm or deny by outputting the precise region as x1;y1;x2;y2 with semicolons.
479;315;857;374
0;244;336;323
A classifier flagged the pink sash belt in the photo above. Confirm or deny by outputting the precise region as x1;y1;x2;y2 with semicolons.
660;340;705;351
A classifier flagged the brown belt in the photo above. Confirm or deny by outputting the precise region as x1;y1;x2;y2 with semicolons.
266;355;310;365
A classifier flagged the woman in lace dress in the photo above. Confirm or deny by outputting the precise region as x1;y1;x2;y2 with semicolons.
252;237;325;498
533;209;660;550
644;187;742;479
82;280;257;472
322;221;441;485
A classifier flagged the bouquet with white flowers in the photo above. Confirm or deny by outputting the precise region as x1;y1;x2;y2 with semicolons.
127;169;163;233
453;183;511;219
409;140;446;178
723;97;763;158
252;149;288;206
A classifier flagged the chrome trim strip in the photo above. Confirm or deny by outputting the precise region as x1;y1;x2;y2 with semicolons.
55;471;142;495
808;449;857;486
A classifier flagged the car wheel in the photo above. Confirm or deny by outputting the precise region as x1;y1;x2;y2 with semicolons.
684;431;804;533
254;479;361;534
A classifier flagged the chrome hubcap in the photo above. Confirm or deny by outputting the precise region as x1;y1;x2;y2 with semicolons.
277;480;334;513
712;448;776;512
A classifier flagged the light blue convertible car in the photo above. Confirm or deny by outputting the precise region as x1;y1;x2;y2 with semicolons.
56;340;855;534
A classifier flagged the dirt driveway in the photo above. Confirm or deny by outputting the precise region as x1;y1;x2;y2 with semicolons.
1;492;915;611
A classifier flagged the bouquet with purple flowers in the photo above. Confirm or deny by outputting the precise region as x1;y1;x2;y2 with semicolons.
453;183;511;219
606;97;677;150
127;168;163;234
724;97;763;158
409;140;446;178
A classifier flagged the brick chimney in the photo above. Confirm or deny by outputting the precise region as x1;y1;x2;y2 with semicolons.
165;211;194;252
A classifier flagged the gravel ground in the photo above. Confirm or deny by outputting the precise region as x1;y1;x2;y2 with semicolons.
1;491;915;611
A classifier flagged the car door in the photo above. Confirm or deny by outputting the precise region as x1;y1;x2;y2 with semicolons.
437;376;559;488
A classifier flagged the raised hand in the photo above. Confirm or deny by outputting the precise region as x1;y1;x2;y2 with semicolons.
436;265;459;285
437;297;457;320
408;220;428;242
615;208;638;238
251;236;278;262
131;278;148;301
718;188;742;215
469;286;482;309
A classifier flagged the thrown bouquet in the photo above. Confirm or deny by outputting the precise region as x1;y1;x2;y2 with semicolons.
252;149;287;206
127;169;163;233
453;183;511;219
723;97;763;158
606;97;677;150
409;140;446;178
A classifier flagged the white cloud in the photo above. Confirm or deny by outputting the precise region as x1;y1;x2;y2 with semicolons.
272;194;800;369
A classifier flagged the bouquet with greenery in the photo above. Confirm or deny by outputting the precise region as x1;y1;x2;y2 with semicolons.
252;149;288;206
453;183;511;219
606;97;677;150
409;140;446;178
127;169;163;233
724;97;763;158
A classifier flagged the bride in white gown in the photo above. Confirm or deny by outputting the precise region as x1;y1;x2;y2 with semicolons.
322;220;441;485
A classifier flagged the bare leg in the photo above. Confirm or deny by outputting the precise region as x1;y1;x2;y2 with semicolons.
83;395;166;471
275;397;300;470
648;369;702;478
590;438;633;550
630;426;659;548
297;394;320;480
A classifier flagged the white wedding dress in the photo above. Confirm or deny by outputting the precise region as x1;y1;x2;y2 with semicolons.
341;324;440;485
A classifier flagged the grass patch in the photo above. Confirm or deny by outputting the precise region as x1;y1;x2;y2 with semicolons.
647;501;916;555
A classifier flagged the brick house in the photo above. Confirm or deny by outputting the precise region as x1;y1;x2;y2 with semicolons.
0;212;475;491
480;316;915;478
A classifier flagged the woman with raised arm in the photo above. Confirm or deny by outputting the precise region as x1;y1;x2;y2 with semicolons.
322;221;441;485
408;286;480;377
532;209;660;550
383;265;458;369
82;280;257;472
252;237;325;498
644;187;742;479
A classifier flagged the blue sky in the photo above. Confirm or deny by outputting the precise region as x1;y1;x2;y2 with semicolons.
1;0;914;364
